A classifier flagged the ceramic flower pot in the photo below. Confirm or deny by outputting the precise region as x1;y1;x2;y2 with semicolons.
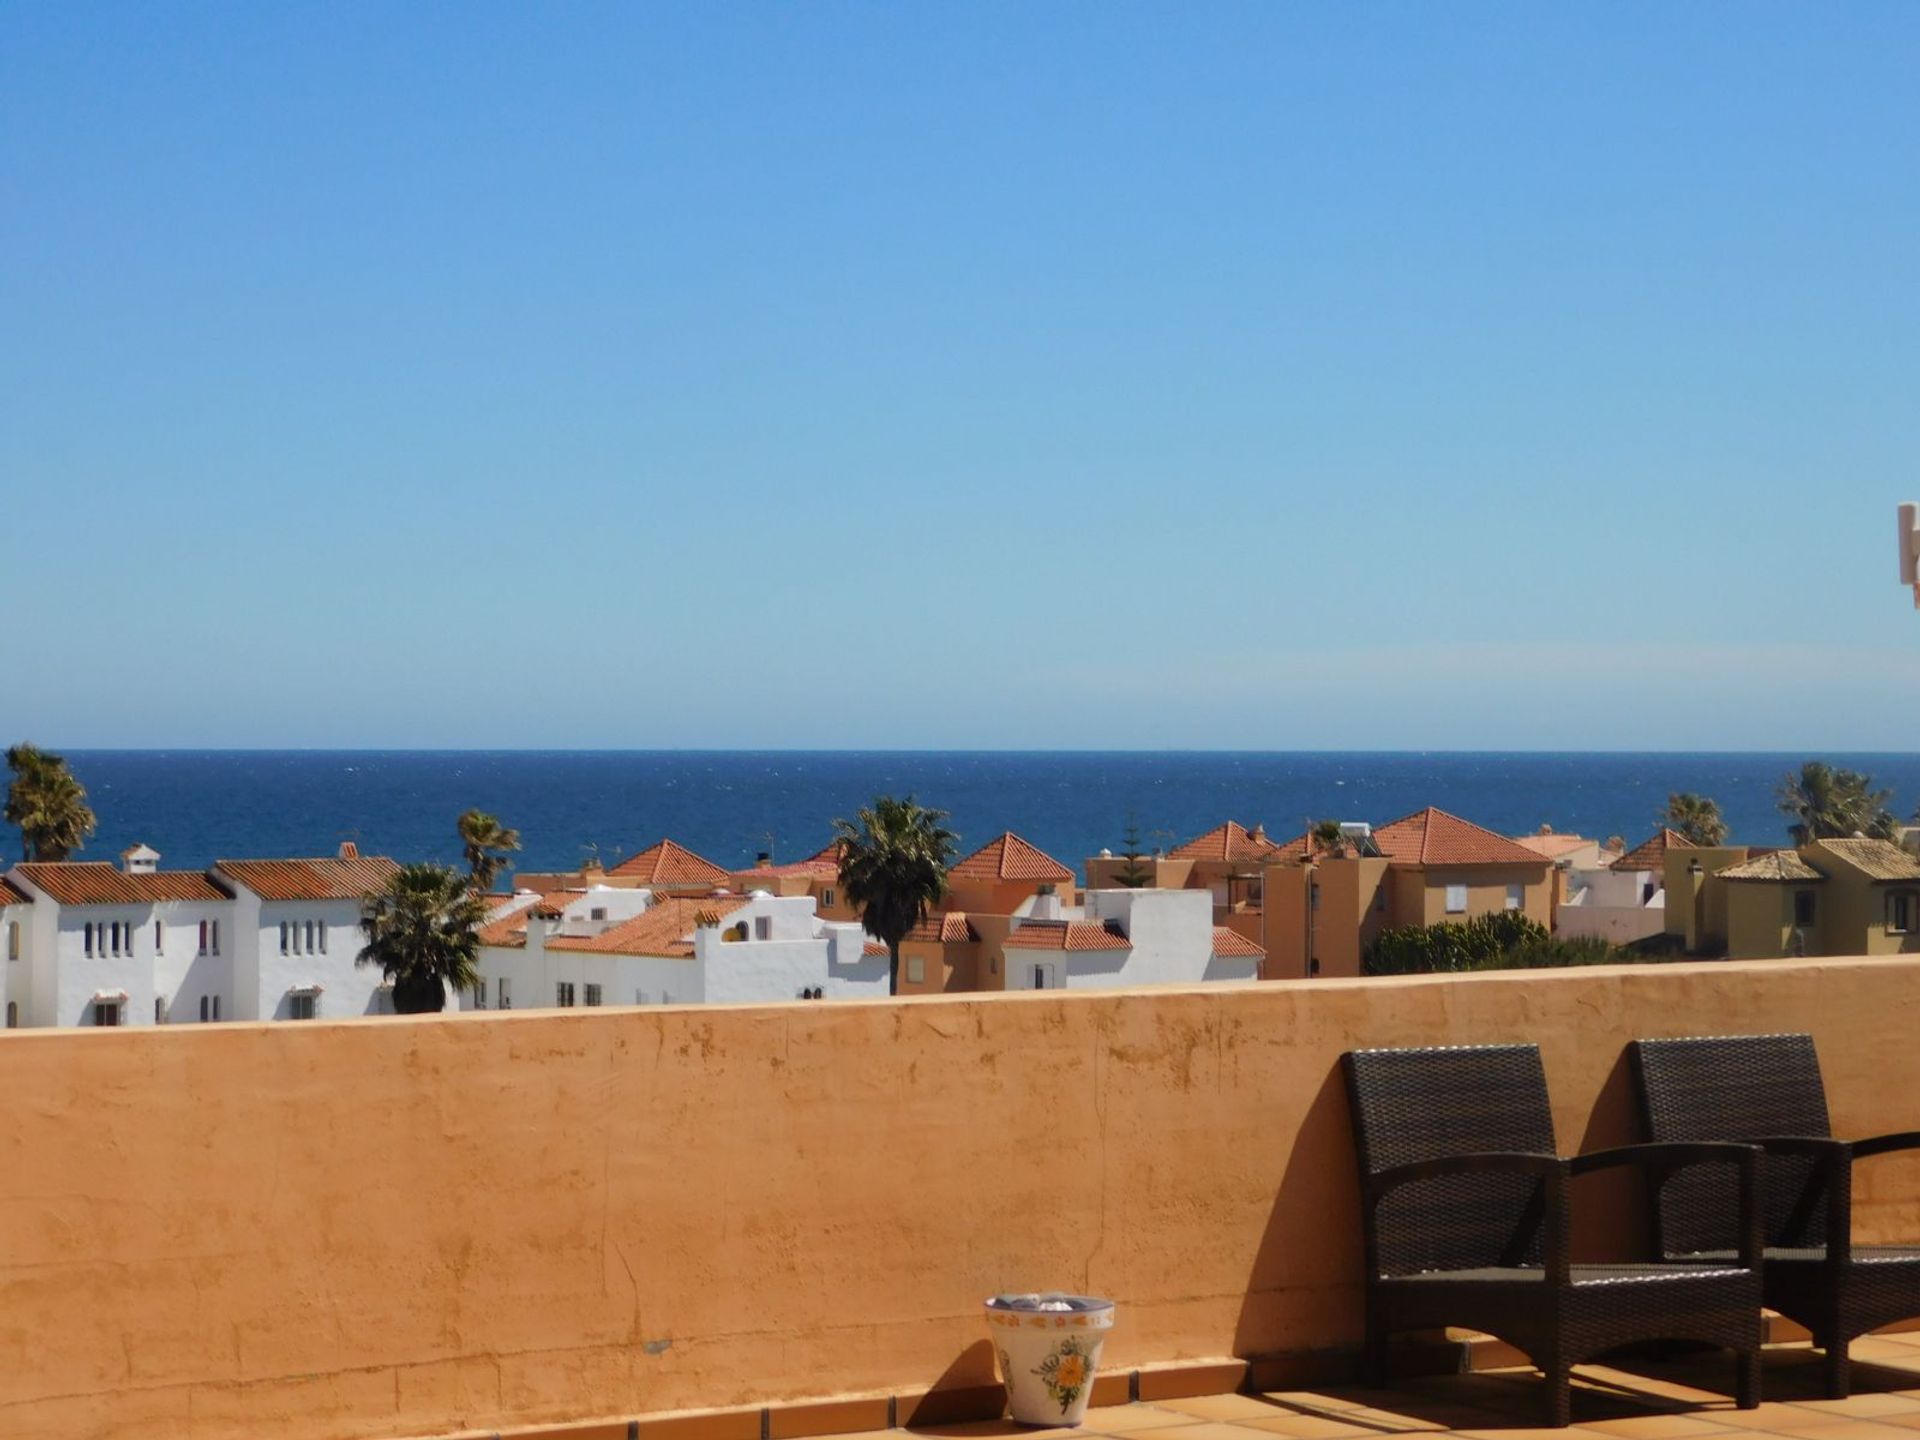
985;1293;1116;1427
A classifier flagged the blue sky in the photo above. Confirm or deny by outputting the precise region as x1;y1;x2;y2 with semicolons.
2;3;1916;750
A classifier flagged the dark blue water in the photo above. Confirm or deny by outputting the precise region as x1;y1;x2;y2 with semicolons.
8;752;1920;880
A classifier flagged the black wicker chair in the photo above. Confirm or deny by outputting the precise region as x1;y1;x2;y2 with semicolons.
1345;1043;1763;1426
1632;1032;1920;1398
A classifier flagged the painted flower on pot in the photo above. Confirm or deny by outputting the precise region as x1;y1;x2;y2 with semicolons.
1034;1335;1093;1415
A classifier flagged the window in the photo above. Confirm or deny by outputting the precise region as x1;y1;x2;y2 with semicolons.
584;983;602;1007
6;921;17;960
4;1001;14;1028
1444;884;1469;914
906;955;926;985
1032;964;1052;990
289;993;317;1021
279;922;290;955
84;922;94;957
154;998;166;1025
198;920;209;955
154;920;163;949
1505;883;1524;912
556;981;576;1007
498;977;512;1010
200;996;210;1022
472;979;488;1009
212;996;220;1021
821;888;835;909
1890;892;1917;934
304;920;315;953
590;907;607;922
1794;890;1817;927
635;989;650;1005
1374;889;1388;914
1309;883;1320;912
92;1001;121;1027
317;920;327;954
210;920;219;955
755;915;772;941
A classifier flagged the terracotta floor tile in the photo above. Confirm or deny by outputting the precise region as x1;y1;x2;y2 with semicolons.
1743;1425;1920;1440
1572;1416;1733;1438
1228;1417;1383;1439
907;1423;1080;1439
1145;1424;1291;1440
1790;1400;1920;1418
1088;1406;1209;1432
1156;1397;1299;1423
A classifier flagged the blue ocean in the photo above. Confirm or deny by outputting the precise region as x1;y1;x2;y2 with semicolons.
7;752;1920;879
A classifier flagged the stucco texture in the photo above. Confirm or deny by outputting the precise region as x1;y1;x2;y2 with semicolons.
4;959;1920;1440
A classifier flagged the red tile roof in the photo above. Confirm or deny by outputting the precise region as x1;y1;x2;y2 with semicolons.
548;896;748;958
1612;829;1692;874
1003;919;1130;952
214;856;401;901
1211;926;1265;959
1170;821;1284;864
950;832;1074;884
11;863;230;905
607;839;731;887
905;912;981;944
1514;833;1595;861
0;876;28;906
1370;808;1551;868
732;841;844;881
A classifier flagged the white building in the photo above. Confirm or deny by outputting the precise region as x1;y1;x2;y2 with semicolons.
473;885;889;1011
998;887;1263;991
1557;829;1674;945
0;843;401;1028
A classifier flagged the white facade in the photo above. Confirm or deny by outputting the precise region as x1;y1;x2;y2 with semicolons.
1;848;403;1028
1000;888;1261;992
1559;863;1666;944
474;888;888;1011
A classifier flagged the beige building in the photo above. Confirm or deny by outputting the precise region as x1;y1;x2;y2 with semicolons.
1694;838;1920;960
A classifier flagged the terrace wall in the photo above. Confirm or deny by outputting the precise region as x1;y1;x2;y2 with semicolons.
4;957;1920;1440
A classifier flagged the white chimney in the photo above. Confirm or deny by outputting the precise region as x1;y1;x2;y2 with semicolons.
120;844;160;875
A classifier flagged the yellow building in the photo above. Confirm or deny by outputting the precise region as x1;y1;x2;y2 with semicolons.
1713;838;1920;960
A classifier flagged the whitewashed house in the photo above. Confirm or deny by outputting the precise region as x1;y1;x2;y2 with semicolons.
0;842;402;1028
210;847;404;1020
473;886;887;1010
997;887;1262;991
1557;829;1673;945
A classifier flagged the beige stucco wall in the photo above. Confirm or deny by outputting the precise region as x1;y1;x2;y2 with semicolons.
7;960;1920;1440
1401;864;1552;928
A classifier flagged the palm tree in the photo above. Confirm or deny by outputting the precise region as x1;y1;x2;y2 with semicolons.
1661;792;1728;847
833;795;957;996
1777;761;1899;845
357;863;486;1013
1311;819;1349;858
456;809;521;892
4;743;97;861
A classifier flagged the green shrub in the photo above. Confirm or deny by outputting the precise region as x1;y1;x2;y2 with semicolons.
1362;912;1624;975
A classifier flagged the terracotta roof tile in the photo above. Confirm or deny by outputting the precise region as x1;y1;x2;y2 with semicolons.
606;839;731;887
1613;829;1692;873
1514;833;1594;861
1371;808;1552;868
1211;926;1265;959
0;876;29;905
1814;838;1920;881
214;856;401;901
950;832;1074;884
1003;919;1130;952
1169;821;1284;864
905;912;981;944
732;842;844;882
862;940;888;957
12;863;231;905
1719;851;1826;882
548;896;748;958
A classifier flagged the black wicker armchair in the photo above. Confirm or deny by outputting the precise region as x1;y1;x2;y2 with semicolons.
1632;1032;1920;1398
1345;1043;1763;1426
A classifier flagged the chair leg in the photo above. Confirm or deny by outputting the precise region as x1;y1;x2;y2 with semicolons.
1822;1335;1851;1401
1542;1359;1572;1429
1736;1347;1761;1410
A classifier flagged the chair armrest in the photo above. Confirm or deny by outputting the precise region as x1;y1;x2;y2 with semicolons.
1569;1141;1758;1177
1571;1141;1762;1267
1367;1150;1563;1200
1851;1130;1920;1160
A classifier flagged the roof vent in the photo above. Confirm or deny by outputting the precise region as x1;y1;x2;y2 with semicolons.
338;841;359;860
1250;824;1267;842
120;843;160;874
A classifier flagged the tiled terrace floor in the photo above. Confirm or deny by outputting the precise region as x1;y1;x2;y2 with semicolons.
878;1334;1920;1440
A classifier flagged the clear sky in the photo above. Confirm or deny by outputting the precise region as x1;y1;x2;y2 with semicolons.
2;4;1916;750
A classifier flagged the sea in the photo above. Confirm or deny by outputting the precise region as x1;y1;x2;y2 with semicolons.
8;751;1920;879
